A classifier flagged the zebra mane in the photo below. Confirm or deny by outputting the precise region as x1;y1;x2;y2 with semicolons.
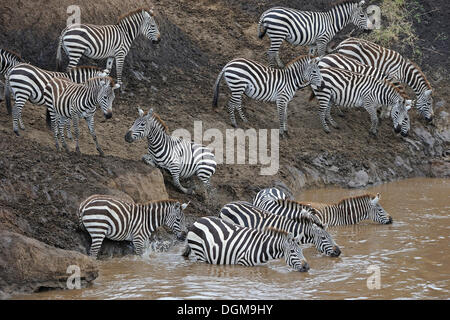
117;7;153;23
336;194;374;206
86;75;116;87
383;79;410;101
69;65;103;71
285;54;311;68
1;48;24;62
146;199;179;205
331;0;360;8
151;112;169;133
406;60;432;91
263;226;290;238
274;199;325;229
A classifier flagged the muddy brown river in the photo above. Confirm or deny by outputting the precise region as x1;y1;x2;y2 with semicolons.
13;178;449;300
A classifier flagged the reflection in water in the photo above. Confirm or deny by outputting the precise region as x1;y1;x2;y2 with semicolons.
12;178;450;300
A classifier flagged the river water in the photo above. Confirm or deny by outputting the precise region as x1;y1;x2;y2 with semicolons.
13;178;449;300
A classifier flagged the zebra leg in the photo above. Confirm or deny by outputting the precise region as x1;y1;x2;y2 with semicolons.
49;112;61;151
89;233;106;259
276;99;288;137
66;119;73;140
12;99;27;135
115;53;125;90
66;50;84;71
364;103;379;136
58;117;70;153
326;102;339;129
316;40;329;57
142;154;157;167
72;116;81;154
85;115;104;156
171;168;192;194
267;38;284;68
318;100;331;134
106;57;114;72
132;236;146;256
227;93;243;128
236;104;248;123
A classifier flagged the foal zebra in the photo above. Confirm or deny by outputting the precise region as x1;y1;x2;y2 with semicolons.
219;201;341;257
79;194;189;258
125;108;217;195
182;216;309;272
213;55;323;137
0;48;23;77
5;63;108;135
56;7;161;87
257;1;373;67
335;37;434;121
310;67;412;136
44;76;119;155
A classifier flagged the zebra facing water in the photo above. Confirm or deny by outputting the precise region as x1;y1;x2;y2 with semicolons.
310;67;412;136
5;63;109;135
79;194;189;258
257;1;373;68
182;216;309;272
334;37;434;121
219;201;341;257
44;76;119;155
56;7;160;87
212;55;323;137
125;108;216;195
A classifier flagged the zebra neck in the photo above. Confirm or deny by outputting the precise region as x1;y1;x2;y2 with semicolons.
401;60;431;95
147;127;170;148
263;234;283;260
117;15;143;48
285;64;305;91
329;4;352;33
138;203;165;231
335;201;369;225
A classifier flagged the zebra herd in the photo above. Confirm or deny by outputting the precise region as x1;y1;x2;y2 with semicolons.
0;1;431;273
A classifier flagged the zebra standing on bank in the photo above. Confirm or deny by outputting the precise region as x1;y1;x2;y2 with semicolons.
219;201;341;257
79;194;189;258
335;37;434;121
44;76;120;155
182;216;309;272
212;55;324;137
5;63;109;135
310;67;412;136
257;1;373;68
56;7;161;87
125;108;217;195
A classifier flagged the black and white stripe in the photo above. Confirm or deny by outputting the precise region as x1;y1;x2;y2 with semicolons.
335;37;434;121
212;55;323;137
257;1;372;67
219;201;341;257
5;63;108;135
0;48;23;77
79;194;188;258
56;8;161;86
44;76;119;155
310;67;412;136
182;216;309;272
253;187;292;209
125;108;217;195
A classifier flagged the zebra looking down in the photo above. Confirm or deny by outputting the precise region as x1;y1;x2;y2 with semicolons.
335;37;434;121
219;201;341;257
125;108;217;195
310;67;412;136
5;63;109;135
182;216;309;272
213;55;324;137
79;194;189;259
257;1;373;68
56;7;161;87
44;76;119;156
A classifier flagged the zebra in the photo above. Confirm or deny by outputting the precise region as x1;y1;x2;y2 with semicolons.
5;63;109;135
212;55;324;137
253;187;293;209
0;48;23;77
182;216;309;272
219;201;341;257
334;37;434;121
310;67;412;136
125;108;217;195
44;76;120;156
78;194;189;258
56;7;161;87
257;1;373;68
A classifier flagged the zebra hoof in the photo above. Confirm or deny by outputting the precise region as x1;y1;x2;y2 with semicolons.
97;149;105;157
14;130;20;136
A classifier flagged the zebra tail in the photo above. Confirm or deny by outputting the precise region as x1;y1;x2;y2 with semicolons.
212;68;225;109
5;78;12;115
181;244;191;257
55;31;64;71
46;108;52;129
257;16;267;39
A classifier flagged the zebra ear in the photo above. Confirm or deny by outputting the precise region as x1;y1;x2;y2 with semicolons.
98;71;108;77
138;108;144;117
181;201;190;210
371;193;380;205
147;108;154;118
424;89;432;97
359;0;366;6
113;83;120;90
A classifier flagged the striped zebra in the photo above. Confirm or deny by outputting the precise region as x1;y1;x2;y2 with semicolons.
253;187;292;208
335;37;434;121
125;108;217;195
5;63;109;135
44;76;120;155
56;7;161;87
182;216;309;272
0;48;23;77
310;67;412;136
257;1;373;68
212;55;324;137
79;194;189;258
219;201;341;257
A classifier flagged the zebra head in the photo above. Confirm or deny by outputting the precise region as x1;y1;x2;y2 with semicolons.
96;77;119;119
165;201;189;240
305;57;324;88
349;1;374;30
392;99;412;137
367;193;392;224
141;9;161;44
125;108;154;142
416;89;433;122
283;233;309;272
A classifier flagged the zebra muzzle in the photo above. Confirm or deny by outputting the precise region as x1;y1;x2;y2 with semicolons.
104;111;112;119
331;246;341;257
124;131;134;143
298;261;310;272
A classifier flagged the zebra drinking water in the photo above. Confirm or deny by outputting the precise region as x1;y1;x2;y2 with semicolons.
257;1;373;67
219;201;341;257
335;37;434;121
44;76;119;155
5;63;109;135
56;7;161;88
125;108;217;195
79;194;189;259
212;55;324;137
182;216;309;272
